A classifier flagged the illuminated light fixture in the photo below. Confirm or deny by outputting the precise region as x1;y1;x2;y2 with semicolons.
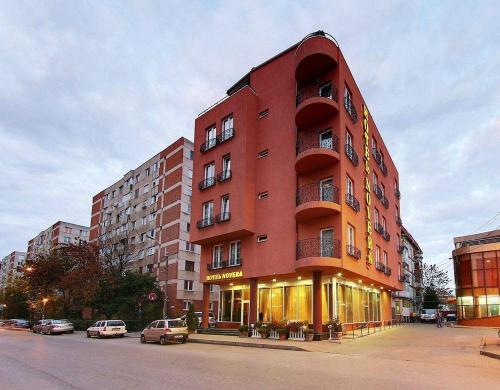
358;279;362;283
380;287;384;289
298;276;302;280
229;283;234;286
486;260;491;263
370;283;374;286
389;289;392;292
337;272;342;277
272;278;276;282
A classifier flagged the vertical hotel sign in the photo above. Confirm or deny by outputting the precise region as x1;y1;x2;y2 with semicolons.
362;104;373;265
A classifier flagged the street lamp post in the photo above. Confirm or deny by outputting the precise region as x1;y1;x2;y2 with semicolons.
42;298;48;320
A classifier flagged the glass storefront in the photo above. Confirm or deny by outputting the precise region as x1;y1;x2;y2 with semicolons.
219;287;250;322
258;284;312;322
455;250;500;319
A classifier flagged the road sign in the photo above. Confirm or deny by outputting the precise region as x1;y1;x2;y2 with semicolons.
148;292;158;301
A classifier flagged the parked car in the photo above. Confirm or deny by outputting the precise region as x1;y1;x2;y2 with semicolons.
140;319;188;345
178;312;216;327
87;320;127;338
33;319;53;333
5;319;31;329
446;313;456;322
41;319;74;335
420;309;437;323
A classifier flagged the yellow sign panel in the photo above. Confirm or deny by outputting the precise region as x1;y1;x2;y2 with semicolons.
206;271;243;281
363;104;373;266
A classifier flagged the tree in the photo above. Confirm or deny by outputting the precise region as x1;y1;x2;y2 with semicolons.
422;263;453;307
2;279;30;319
98;224;136;277
185;303;198;331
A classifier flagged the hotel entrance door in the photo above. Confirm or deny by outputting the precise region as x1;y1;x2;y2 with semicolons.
241;301;250;325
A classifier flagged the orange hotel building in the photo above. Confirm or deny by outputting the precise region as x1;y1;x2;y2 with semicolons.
191;31;404;338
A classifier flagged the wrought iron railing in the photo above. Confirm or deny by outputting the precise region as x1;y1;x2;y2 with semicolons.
217;128;235;144
296;82;338;106
344;143;359;166
296;133;339;155
296;183;340;206
374;222;384;235
345;193;360;212
296;238;341;259
216;212;231;223
372;148;382;165
373;184;383;200
375;262;386;273
383;231;391;242
200;129;235;153
343;96;357;123
200;137;217;153
346;245;361;260
207;258;242;271
381;196;389;209
217;170;231;183
385;266;392;276
197;217;214;229
199;177;216;191
395;188;401;199
380;161;388;177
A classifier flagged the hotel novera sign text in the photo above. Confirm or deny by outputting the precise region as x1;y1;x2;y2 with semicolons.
206;271;243;281
363;104;373;266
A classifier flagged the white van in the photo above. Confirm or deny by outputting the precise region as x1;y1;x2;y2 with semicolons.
87;320;127;338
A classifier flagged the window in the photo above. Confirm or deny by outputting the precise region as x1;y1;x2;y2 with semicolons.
202;201;214;221
347;224;355;247
147;247;154;256
64;227;72;234
346;176;354;197
258;191;269;199
185;261;195;272
257;149;269;158
189;150;194;160
320;229;334;257
375;246;381;265
150;195;156;205
382;216;387;231
140;233;146;242
183;300;192;311
259;109;269;118
187;169;193;179
141;216;147;225
373;172;378;187
135;174;140;183
229;241;241;264
139;250;145;259
344;85;353;112
221;195;230;215
143;184;149;194
319;82;333;98
186;222;190;232
138;266;143;274
320;178;333;201
205;125;217;149
63;236;71;244
209;284;215;292
213;245;223;268
383;251;388;267
221;115;233;136
184;280;194;291
257;235;268;243
204;162;215;180
319;129;333;149
381;183;385;197
345;129;353;147
185;241;195;252
119;185;123;194
373;208;380;225
145;167;150;177
222;154;231;174
147;264;153;273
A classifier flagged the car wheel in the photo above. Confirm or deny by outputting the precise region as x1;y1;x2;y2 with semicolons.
182;336;187;344
86;331;91;338
160;336;167;345
140;335;146;344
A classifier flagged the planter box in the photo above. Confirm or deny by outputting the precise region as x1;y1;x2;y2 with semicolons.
304;333;314;341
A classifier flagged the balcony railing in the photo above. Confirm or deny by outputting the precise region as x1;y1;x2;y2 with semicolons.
344;143;359;167
207;257;242;271
296;238;341;259
395;188;401;199
199;177;216;191
346;245;361;260
197;217;214;229
216;212;231;223
217;170;232;183
296;183;340;206
397;244;404;254
345;193;360;212
297;133;339;155
373;184;383;200
383;231;391;242
372;148;382;165
296;82;338;106
385;266;392;276
381;196;389;209
374;222;384;235
380;161;388;177
200;129;235;153
375;262;386;273
343;97;357;123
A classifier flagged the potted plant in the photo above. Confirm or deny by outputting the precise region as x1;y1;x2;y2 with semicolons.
327;318;343;341
303;328;314;341
185;303;198;333
276;328;288;340
258;324;269;339
238;324;249;338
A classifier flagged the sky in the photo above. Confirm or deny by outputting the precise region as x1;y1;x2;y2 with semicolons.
0;1;499;283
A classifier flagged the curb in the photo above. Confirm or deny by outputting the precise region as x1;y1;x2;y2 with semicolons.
187;338;308;352
480;349;500;360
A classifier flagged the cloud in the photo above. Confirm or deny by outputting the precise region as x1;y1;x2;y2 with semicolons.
0;1;499;286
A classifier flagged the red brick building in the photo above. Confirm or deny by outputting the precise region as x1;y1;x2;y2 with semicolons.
190;31;403;338
90;137;218;317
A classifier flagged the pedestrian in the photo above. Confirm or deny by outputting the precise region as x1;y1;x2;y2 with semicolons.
436;311;442;328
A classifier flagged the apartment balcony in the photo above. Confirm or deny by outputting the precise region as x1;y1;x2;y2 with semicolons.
196;217;214;229
345;193;360;212
215;212;231;223
343;97;358;123
296;238;341;270
295;183;340;221
346;245;361;260
383;231;391;242
295;133;339;173
295;83;338;128
381;196;389;209
344;143;359;167
372;148;382;165
199;177;216;191
374;222;384;235
217;170;231;183
380;161;388;177
199;128;235;153
395;188;401;199
373;184;383;200
207;258;242;271
295;31;338;84
375;262;392;276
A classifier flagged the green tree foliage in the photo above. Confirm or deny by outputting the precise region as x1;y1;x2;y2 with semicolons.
2;279;30;319
422;263;453;307
185;303;198;331
423;289;440;309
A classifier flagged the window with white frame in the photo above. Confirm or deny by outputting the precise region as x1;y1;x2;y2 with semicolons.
383;251;388;267
375;246;380;265
147;247;154;256
345;129;353;147
202;201;213;222
346;175;354;197
204;163;215;180
143;184;149;193
373;208;379;225
213;245;223;269
221;115;233;140
205;125;216;149
221;195;230;217
184;280;194;291
229;241;241;265
347;224;355;248
183;300;192;311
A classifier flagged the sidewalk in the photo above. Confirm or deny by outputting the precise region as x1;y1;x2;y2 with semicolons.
480;335;500;360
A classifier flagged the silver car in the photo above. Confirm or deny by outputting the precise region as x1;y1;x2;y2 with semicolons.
41;319;74;335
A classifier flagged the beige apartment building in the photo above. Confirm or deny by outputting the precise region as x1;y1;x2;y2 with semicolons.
0;251;27;290
90;137;218;316
27;221;89;260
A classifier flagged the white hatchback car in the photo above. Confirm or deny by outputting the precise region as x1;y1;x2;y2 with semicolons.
87;320;127;338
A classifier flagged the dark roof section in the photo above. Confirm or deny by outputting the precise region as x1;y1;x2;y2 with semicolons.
226;30;333;96
401;225;423;254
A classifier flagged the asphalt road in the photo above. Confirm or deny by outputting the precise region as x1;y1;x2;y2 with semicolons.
0;325;499;389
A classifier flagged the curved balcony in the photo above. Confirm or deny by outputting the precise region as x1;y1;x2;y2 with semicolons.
295;183;340;221
295;31;338;84
295;133;339;173
295;83;338;128
296;238;341;271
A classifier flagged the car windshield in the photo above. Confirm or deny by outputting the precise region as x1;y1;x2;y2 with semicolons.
168;320;185;328
53;320;69;324
422;309;436;314
107;320;125;326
